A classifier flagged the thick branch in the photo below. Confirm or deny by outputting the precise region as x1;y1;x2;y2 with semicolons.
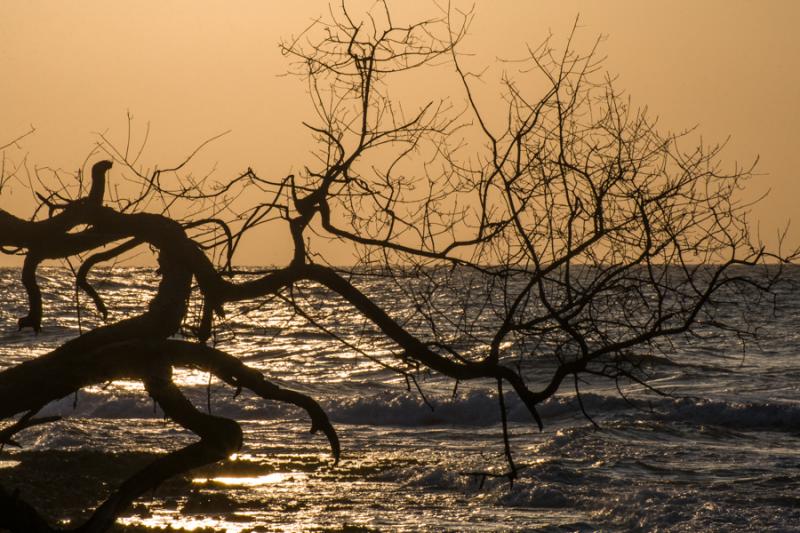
77;367;243;533
76;238;143;320
165;340;340;461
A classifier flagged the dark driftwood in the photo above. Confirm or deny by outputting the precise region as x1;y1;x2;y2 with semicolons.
0;162;547;531
1;5;791;528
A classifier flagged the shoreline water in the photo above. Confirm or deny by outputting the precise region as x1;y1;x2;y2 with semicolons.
1;266;798;531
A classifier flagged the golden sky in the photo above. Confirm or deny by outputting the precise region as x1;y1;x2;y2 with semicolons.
1;1;798;265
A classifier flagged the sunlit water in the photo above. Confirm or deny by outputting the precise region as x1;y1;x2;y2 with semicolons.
0;267;798;532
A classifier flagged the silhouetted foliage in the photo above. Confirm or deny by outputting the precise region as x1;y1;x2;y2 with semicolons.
0;3;795;531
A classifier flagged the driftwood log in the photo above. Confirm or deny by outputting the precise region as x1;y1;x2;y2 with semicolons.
1;4;793;530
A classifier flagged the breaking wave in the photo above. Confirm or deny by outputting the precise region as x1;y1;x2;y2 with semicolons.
35;386;800;432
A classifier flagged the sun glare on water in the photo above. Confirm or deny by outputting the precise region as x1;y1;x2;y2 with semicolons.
193;471;307;487
117;471;311;532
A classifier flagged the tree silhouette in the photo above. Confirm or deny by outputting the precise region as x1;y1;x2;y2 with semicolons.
0;3;795;531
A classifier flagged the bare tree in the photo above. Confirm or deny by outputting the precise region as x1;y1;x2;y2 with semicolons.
0;3;795;531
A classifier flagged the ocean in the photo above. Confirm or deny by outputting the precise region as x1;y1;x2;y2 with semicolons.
0;266;798;532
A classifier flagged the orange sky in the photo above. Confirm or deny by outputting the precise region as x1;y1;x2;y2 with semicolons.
1;1;798;265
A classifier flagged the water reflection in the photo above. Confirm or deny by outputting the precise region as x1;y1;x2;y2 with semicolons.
193;471;307;487
118;515;252;532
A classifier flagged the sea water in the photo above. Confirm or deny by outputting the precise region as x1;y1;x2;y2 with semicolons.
0;266;798;532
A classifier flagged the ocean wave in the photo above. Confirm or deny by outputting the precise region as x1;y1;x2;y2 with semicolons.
31;385;800;433
650;396;800;430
